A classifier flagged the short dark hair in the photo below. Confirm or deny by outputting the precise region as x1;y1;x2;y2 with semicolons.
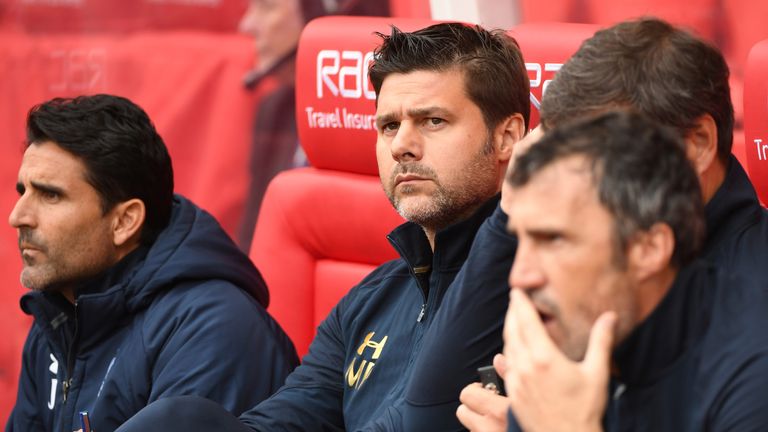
541;18;733;163
509;111;705;269
26;94;174;245
369;22;531;132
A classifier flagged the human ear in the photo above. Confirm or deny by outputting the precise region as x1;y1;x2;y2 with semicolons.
626;223;675;281
684;114;718;177
111;199;146;247
494;113;526;163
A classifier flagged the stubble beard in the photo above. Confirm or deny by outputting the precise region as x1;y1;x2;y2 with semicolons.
384;142;499;232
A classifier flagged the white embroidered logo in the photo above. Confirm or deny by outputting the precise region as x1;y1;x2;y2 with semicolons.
48;353;58;410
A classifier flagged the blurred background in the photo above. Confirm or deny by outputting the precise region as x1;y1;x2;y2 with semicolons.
1;0;766;423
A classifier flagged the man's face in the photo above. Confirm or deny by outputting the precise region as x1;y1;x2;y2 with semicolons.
238;0;305;70
9;142;119;297
504;156;639;361
375;69;502;231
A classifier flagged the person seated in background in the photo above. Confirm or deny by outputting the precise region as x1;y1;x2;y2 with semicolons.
397;17;768;431
236;0;390;252
113;21;531;431
499;110;768;431
5;94;298;432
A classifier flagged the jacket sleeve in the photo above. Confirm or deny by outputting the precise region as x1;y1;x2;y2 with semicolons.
400;204;518;431
709;352;768;431
145;282;299;417
238;298;348;432
5;326;46;432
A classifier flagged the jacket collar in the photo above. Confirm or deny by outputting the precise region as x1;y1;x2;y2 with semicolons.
611;261;715;386
21;245;149;352
702;156;762;258
386;195;500;275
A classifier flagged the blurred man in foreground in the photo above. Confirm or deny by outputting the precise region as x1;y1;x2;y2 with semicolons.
499;111;768;431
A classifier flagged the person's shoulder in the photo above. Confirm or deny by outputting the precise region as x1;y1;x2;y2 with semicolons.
343;258;410;298
20;321;47;354
705;268;768;344
144;279;267;327
325;258;412;319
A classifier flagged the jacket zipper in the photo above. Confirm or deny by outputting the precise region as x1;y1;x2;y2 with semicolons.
63;302;80;404
386;235;431;323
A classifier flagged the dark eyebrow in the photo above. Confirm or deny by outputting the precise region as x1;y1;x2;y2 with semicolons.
376;106;452;130
375;113;399;130
405;106;450;119
29;181;65;197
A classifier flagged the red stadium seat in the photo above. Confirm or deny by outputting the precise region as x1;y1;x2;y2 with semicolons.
508;22;601;130
389;0;431;18
743;39;768;205
248;16;446;358
585;0;719;42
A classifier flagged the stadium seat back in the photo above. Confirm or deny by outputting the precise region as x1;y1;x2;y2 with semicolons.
508;22;600;130
743;39;768;205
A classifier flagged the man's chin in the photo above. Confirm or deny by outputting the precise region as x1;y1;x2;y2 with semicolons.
20;270;51;292
395;197;437;220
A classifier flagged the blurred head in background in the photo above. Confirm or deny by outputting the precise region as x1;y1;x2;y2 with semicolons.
239;0;389;74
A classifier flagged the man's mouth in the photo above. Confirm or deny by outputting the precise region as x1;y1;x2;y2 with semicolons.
395;174;429;187
19;242;43;254
538;311;553;324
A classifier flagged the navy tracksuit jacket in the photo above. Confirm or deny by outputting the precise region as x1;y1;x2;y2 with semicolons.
6;195;299;432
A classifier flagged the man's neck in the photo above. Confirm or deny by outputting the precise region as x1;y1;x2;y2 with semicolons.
701;157;727;204
423;228;436;251
62;242;142;304
62;287;76;304
635;266;679;325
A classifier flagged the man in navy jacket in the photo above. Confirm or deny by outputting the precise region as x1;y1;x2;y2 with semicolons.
113;22;532;432
5;95;298;431
500;111;768;431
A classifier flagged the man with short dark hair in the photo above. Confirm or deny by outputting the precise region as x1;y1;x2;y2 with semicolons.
500;111;768;431
113;21;531;431
238;21;528;431
6;94;298;432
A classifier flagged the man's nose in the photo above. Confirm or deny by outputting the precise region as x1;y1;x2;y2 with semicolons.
508;245;546;292
390;121;423;163
9;192;34;229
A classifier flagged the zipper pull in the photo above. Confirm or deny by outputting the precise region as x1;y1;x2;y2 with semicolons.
62;378;72;403
613;382;626;400
416;304;426;322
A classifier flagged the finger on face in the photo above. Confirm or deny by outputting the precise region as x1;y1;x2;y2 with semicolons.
583;310;617;375
512;288;560;364
511;289;547;346
503;290;519;370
